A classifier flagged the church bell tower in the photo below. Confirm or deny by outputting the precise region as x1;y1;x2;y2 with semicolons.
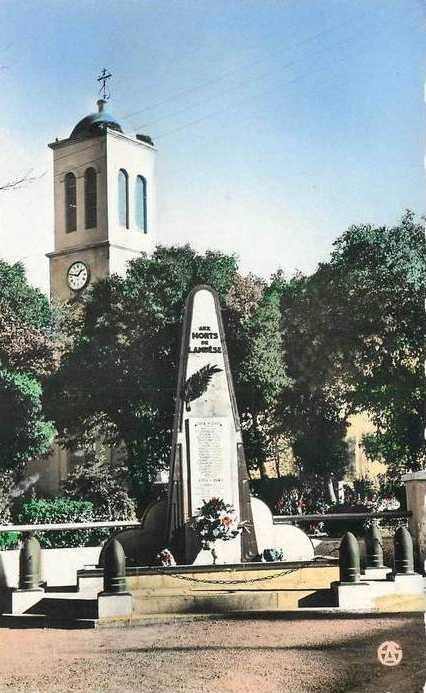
47;76;156;301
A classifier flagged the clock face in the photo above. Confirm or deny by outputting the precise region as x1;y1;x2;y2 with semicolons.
67;261;89;291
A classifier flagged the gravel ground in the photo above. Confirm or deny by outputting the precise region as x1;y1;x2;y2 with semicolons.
0;614;424;693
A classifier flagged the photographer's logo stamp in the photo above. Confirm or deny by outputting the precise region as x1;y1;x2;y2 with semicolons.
377;641;403;666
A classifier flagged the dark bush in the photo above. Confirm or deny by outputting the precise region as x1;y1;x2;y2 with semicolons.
16;497;107;548
61;448;136;521
250;476;300;511
322;503;370;537
250;475;331;518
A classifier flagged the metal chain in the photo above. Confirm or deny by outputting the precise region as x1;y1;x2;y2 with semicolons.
155;567;299;585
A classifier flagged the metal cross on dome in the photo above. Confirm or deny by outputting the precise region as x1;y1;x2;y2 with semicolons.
97;68;112;101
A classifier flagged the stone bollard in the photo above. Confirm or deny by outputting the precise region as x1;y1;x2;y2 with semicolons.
387;526;425;608
402;470;426;573
19;534;41;590
333;526;424;611
98;539;132;620
0;534;45;615
332;532;372;608
339;532;361;583
362;522;391;580
365;522;384;568
103;538;127;594
393;526;414;575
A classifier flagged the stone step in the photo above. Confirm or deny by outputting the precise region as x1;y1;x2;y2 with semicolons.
0;613;96;629
129;588;335;614
26;596;98;620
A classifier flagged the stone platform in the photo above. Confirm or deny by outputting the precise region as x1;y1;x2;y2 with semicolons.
79;560;339;616
0;561;424;628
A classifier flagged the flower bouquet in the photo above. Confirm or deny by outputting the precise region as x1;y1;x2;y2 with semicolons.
191;497;248;565
156;548;176;566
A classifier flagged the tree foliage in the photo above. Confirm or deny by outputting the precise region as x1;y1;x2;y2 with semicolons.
0;262;56;472
46;212;423;494
62;447;136;520
278;211;425;483
46;246;288;498
235;282;290;475
326;210;425;477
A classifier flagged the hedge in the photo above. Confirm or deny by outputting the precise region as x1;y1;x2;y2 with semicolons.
16;498;109;548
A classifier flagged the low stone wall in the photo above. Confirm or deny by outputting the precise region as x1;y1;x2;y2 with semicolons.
0;546;102;588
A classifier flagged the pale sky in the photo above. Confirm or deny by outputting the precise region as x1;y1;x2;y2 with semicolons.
0;0;424;293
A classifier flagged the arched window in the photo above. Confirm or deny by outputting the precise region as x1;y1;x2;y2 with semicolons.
84;167;97;229
64;172;77;232
135;175;147;233
118;169;129;228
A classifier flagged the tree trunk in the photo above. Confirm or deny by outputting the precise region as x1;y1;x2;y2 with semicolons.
259;462;268;479
273;442;281;478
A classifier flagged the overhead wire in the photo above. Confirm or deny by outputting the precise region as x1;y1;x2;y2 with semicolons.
49;3;420;175
152;12;421;141
142;4;421;136
119;6;376;124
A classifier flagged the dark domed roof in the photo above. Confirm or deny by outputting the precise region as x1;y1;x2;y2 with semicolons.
70;99;123;139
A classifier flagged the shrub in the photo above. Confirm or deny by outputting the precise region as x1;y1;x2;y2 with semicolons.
0;471;44;550
336;476;405;536
322;503;370;537
0;471;15;525
16;497;103;548
0;471;22;550
0;531;19;550
376;474;405;509
250;475;333;535
61;447;137;521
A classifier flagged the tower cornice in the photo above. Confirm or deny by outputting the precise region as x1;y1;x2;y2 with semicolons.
49;127;156;152
46;240;147;259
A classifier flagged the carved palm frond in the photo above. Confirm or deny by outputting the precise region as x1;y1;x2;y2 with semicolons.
182;363;223;411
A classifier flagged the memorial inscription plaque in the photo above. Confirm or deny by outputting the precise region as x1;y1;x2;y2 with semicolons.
188;417;235;515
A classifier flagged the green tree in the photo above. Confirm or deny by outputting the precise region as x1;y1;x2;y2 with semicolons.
45;246;237;499
61;447;136;520
279;210;425;487
0;261;56;472
232;280;290;477
324;210;425;478
45;246;288;499
279;272;351;499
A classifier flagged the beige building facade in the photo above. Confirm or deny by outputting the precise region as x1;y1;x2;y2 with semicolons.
345;412;386;480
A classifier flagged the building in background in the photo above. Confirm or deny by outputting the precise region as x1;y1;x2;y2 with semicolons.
47;98;156;301
32;96;156;493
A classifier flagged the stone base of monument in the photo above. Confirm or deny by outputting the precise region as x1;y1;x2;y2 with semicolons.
0;587;45;615
124;562;338;615
97;498;169;569
361;566;392;580
98;496;316;568
77;561;339;614
332;572;425;611
331;581;374;609
97;592;133;619
252;498;314;562
193;540;242;566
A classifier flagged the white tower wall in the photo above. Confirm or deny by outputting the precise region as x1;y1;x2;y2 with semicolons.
47;109;156;301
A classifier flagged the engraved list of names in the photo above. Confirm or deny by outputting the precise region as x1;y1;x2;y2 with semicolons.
189;417;235;513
